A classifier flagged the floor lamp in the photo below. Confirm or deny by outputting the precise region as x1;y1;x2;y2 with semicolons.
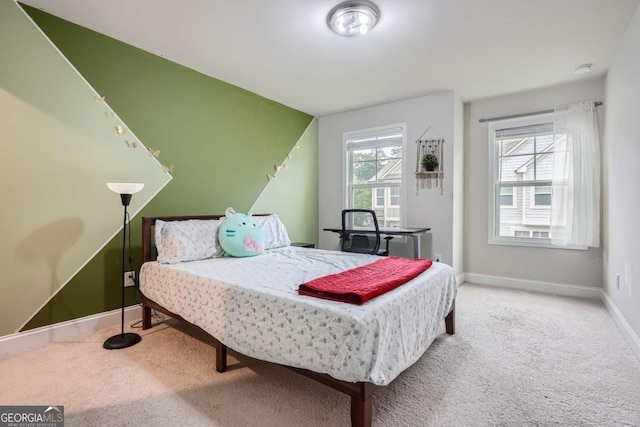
103;182;144;350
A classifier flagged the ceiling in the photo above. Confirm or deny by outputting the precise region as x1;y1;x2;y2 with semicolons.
19;0;640;116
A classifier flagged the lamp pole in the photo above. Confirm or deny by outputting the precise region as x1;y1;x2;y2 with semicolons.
103;185;142;350
118;194;130;337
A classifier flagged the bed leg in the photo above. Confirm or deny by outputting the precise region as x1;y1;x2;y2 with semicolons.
350;383;374;427
142;303;152;330
445;300;455;335
350;395;372;427
216;341;228;373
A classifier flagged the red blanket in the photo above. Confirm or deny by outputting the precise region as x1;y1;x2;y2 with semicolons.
298;256;433;305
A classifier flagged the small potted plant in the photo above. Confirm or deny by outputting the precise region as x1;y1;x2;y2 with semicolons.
421;153;439;171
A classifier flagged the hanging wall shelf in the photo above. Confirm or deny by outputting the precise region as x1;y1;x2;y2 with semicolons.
414;127;444;194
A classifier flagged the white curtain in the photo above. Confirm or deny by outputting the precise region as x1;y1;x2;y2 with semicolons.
550;101;600;248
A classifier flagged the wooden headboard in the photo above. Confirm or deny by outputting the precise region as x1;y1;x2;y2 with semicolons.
141;214;270;263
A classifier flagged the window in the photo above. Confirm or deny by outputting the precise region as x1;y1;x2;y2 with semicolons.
374;188;385;207
345;124;405;229
489;114;562;246
534;186;552;206
533;231;550;238
500;187;515;207
513;230;549;238
389;186;400;207
489;102;600;249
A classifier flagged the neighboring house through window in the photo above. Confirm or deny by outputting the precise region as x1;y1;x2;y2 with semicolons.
344;124;405;229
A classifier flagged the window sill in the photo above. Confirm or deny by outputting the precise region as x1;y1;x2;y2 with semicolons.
488;237;587;251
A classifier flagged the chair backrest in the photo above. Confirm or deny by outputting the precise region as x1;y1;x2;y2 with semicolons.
340;209;381;255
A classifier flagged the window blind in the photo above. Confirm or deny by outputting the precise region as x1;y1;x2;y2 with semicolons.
345;127;403;150
495;123;553;139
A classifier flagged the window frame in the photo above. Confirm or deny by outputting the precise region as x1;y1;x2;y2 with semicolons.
343;123;407;230
488;113;561;248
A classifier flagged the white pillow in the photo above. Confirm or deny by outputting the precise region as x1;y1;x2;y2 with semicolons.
253;214;291;249
155;219;222;264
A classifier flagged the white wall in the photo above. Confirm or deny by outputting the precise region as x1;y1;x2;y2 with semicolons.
464;78;605;288
603;3;640;339
318;92;460;272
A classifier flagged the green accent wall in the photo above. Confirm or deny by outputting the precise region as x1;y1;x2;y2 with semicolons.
19;4;316;331
251;119;319;245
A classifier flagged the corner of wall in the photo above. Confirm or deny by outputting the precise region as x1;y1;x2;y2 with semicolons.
452;95;465;276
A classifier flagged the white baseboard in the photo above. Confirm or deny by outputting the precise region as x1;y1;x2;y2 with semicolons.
463;272;640;362
463;273;602;299
0;306;141;357
600;291;640;362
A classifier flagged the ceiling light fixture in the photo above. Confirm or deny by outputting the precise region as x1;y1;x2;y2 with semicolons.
327;1;380;37
574;63;592;75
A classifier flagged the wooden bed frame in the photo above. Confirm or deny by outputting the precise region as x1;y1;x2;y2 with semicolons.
140;215;456;427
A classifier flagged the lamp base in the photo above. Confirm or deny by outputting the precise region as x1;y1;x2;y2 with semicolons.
103;332;141;350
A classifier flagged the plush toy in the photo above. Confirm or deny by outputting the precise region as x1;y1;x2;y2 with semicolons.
218;207;264;257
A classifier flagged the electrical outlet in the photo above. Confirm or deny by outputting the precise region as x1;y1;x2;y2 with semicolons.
124;271;135;287
435;253;442;262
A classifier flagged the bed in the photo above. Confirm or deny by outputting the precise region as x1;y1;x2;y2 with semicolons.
139;215;457;426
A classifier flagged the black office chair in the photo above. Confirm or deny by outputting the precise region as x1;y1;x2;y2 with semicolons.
340;209;392;256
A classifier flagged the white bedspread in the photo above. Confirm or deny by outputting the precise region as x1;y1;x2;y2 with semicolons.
140;247;456;385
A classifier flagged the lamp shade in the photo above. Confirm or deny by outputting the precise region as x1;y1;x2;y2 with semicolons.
107;182;144;195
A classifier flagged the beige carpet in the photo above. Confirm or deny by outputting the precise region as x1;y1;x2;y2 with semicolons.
1;284;639;426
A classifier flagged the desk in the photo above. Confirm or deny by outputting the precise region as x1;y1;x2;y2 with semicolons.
291;242;315;248
323;227;430;259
